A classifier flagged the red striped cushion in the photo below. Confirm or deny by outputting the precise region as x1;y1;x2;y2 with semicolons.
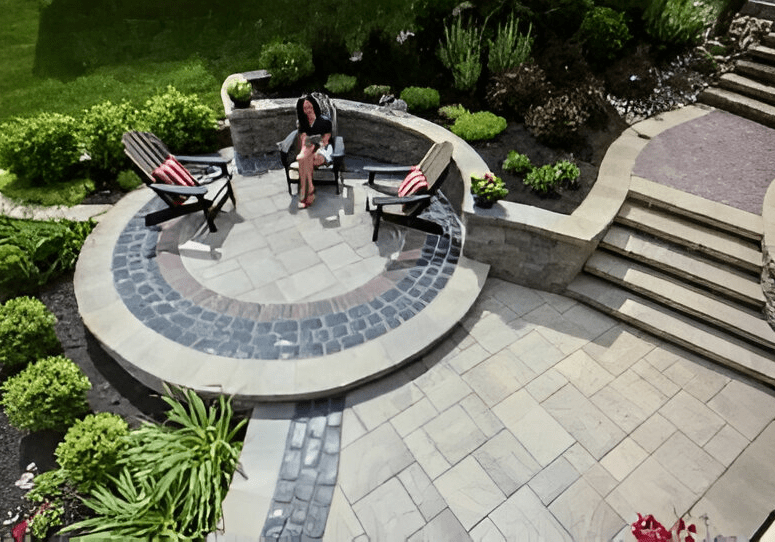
152;156;197;187
398;166;428;197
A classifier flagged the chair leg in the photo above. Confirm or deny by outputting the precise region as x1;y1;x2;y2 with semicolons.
372;206;383;242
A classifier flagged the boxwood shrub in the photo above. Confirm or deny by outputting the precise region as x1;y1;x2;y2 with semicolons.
80;100;140;187
55;412;129;490
139;86;217;154
1;355;91;431
399;87;440;112
325;74;357;94
450;111;507;141
0;296;59;368
0;113;82;185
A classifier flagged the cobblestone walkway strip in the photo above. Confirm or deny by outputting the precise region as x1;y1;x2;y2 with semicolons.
261;397;344;541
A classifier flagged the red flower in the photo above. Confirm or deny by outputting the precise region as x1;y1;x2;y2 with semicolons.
12;519;28;542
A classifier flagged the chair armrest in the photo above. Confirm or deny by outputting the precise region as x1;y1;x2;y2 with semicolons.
150;183;209;196
363;165;414;185
174;155;230;179
372;193;430;207
277;130;298;154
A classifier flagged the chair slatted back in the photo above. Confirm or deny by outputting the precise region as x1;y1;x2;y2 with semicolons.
417;141;454;195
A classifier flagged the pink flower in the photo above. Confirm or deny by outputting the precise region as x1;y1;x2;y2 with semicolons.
12;519;28;542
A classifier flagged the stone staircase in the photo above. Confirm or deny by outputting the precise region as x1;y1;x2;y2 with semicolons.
565;177;775;386
699;29;775;128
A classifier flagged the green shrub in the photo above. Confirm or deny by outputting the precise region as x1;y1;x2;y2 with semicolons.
644;0;713;47
450;111;507;141
524;164;560;194
56;412;129;491
0;216;95;298
503;150;533;174
438;16;484;92
578;7;631;65
485;62;551;118
488;15;533;74
258;41;314;89
363;84;391;99
139;86;217;154
0;296;59;368
470;173;508;200
399;87;440;111
0;113;82;185
325;74;357;94
26;468;68;505
116;169;143;192
66;388;246;540
439;104;468;120
1;355;91;431
80;100;140;187
554;159;581;188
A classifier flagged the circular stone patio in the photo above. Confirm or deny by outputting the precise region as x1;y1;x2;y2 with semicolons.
75;160;489;402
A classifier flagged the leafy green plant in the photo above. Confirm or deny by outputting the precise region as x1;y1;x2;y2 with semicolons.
470;172;508;201
226;77;252;102
1;355;91;431
644;0;714;47
554;159;581;188
487;14;533;74
439;104;468;120
0;295;59;368
66;388;246;540
325;74;357;94
258;41;314;89
56;412;129;491
0;112;82;185
399;86;440;111
139;86;217;154
0;216;95;298
80;100;139;187
578;6;631;65
363;84;391;99
450;111;507;141
438;16;484;92
524;164;560;194
503;150;533;174
29;502;65;540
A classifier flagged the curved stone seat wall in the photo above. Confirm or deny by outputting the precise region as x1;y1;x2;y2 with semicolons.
229;97;635;291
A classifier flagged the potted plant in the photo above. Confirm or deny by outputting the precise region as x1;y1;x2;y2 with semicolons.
470;172;508;208
227;76;253;108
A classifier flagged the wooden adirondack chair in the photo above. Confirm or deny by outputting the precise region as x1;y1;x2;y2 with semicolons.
122;131;236;233
363;141;454;241
277;92;345;195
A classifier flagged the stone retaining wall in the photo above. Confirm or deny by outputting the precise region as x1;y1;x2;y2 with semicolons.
227;91;633;291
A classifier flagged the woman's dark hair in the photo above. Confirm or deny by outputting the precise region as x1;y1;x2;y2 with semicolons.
296;94;321;130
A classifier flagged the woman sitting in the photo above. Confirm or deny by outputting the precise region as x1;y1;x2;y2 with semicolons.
295;95;333;209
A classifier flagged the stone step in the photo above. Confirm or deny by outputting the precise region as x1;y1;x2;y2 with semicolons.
737;59;775;85
600;225;765;310
718;72;775;107
764;32;775;48
565;274;775;387
628;176;763;243
749;44;775;64
615;201;763;274
742;0;775;21
585;251;775;350
699;87;775;129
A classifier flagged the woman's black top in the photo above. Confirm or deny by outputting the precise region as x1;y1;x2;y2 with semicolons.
301;116;332;137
